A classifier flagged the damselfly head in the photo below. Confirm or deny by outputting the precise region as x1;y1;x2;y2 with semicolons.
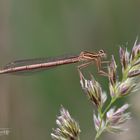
98;50;107;58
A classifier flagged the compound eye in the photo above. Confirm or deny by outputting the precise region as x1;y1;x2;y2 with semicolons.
99;49;104;54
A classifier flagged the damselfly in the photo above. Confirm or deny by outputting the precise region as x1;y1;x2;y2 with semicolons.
0;50;108;76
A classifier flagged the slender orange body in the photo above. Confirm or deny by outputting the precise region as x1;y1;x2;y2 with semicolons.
0;50;107;74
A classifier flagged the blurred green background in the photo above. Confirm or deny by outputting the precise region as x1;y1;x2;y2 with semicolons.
1;0;140;140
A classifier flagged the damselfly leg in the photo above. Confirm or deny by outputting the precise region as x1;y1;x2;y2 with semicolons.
77;58;109;77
